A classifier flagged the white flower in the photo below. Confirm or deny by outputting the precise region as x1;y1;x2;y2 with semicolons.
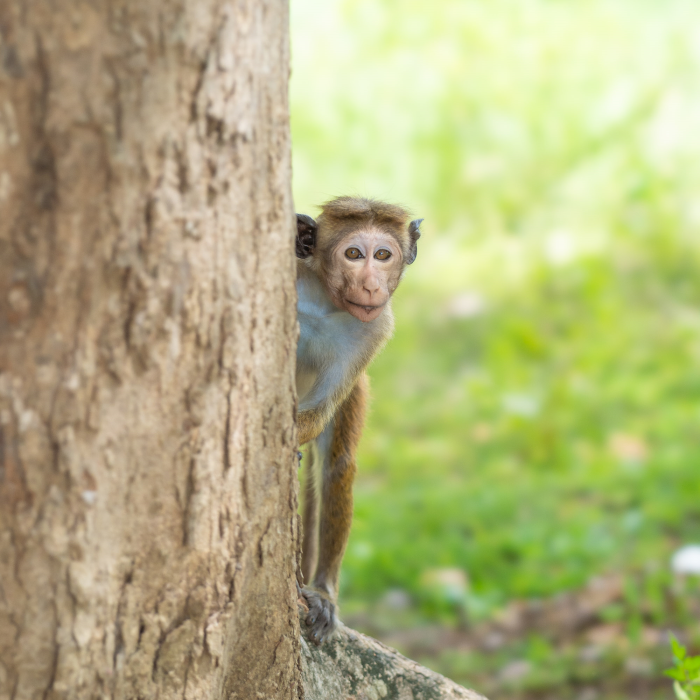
671;545;700;575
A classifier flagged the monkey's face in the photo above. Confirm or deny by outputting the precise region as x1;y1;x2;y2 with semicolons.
325;228;404;323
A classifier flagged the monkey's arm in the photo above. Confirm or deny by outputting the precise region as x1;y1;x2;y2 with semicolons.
297;369;360;445
302;373;368;644
297;408;329;446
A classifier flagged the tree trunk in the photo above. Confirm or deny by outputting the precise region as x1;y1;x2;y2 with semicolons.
0;1;301;699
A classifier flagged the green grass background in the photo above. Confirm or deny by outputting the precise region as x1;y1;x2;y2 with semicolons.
290;0;700;641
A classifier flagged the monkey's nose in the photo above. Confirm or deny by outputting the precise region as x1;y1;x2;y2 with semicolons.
362;274;381;296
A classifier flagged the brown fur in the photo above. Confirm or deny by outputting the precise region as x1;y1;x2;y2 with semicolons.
297;406;332;446
302;373;367;590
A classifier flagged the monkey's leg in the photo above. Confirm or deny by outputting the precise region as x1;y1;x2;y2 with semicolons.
302;374;368;645
301;443;319;583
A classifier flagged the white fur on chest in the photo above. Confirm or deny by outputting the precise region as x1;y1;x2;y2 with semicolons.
296;272;387;411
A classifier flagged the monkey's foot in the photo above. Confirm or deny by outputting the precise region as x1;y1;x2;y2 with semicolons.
301;586;338;645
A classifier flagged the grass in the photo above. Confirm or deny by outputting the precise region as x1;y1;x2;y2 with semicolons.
344;243;700;608
291;0;700;695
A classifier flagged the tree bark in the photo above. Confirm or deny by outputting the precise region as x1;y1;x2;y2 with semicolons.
0;2;300;699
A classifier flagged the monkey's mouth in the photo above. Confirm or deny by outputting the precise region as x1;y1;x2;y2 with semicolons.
346;300;386;314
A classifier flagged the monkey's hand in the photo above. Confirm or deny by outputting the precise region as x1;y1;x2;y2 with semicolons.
300;585;338;645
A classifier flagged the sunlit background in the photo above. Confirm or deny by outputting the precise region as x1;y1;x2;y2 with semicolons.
290;1;700;697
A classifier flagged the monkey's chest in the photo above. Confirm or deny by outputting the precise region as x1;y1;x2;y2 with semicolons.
296;312;370;407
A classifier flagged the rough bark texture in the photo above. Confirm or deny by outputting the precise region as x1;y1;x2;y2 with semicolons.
0;1;301;699
301;621;487;700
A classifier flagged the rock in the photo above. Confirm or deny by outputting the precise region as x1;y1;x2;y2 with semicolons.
300;618;487;700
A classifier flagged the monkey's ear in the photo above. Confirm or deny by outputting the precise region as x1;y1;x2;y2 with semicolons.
296;214;317;259
406;218;423;265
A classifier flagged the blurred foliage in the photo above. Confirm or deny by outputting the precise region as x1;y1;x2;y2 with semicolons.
290;0;700;687
667;635;700;700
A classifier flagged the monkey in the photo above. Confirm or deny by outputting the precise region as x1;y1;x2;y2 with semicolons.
295;196;423;644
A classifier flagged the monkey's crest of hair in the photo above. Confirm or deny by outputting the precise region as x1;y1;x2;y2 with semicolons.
318;196;410;228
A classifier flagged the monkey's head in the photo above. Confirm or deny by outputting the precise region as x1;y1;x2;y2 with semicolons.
296;197;423;323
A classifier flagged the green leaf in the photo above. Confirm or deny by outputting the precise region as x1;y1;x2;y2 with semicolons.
685;657;700;673
674;680;691;700
671;634;687;662
666;669;687;682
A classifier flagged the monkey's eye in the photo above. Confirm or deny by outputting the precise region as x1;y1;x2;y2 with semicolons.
345;247;363;259
374;249;391;260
